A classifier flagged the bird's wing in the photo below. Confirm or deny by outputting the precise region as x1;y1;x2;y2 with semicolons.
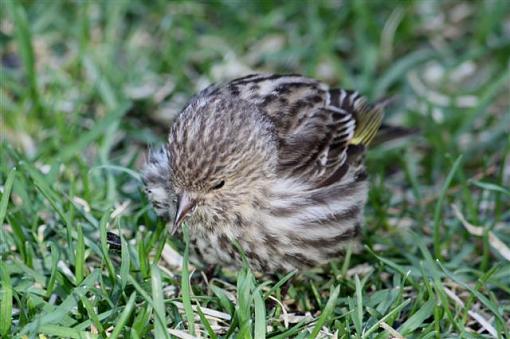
212;74;385;186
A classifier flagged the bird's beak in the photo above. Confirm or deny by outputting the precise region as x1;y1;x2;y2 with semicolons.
171;193;197;235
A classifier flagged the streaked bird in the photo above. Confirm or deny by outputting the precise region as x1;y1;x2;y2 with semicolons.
143;73;402;272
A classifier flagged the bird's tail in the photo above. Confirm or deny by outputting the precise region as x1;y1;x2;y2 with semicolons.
349;96;386;146
350;95;417;146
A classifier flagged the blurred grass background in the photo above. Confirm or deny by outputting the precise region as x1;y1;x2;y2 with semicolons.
1;0;509;337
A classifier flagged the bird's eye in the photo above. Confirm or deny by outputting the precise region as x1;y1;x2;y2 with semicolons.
212;180;225;190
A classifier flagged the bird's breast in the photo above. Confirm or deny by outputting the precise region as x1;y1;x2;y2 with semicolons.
186;177;367;271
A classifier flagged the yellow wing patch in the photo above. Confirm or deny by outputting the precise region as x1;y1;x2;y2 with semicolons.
350;98;385;146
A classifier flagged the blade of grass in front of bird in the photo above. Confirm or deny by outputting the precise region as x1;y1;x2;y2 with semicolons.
110;292;137;339
237;266;254;337
137;234;149;278
353;275;364;337
151;265;168;339
310;281;322;309
340;242;353;277
181;223;196;335
310;285;340;339
433;155;463;260
253;284;266;339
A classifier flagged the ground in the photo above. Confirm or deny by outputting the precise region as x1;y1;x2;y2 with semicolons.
1;0;509;338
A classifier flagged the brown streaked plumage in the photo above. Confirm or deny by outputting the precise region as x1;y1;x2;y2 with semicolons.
142;73;390;272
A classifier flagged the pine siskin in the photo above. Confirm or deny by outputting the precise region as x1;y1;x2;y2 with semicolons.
143;73;394;272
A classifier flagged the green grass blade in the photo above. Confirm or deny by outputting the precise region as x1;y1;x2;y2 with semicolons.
263;271;295;299
110;292;137;339
98;211;116;281
120;233;131;290
310;285;340;339
0;167;15;256
471;180;510;196
437;260;508;337
5;1;41;113
37;325;92;339
353;276;364;337
89;164;142;182
181;224;196;335
0;167;15;231
79;295;106;337
45;242;60;298
151;264;168;339
75;223;85;284
0;262;13;337
195;304;218;339
127;275;169;338
433;155;463;259
398;298;435;335
19;161;70;227
56;102;130;162
210;285;234;315
362;299;411;338
22;270;100;335
253;285;266;339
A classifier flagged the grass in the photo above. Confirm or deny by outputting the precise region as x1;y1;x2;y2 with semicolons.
1;0;509;337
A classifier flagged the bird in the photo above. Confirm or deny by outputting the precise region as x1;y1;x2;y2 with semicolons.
142;73;397;272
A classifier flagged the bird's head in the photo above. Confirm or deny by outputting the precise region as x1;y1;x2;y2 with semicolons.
166;94;277;233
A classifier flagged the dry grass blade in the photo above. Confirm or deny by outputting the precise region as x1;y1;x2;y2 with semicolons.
173;301;232;322
168;329;200;339
161;243;184;270
379;322;404;339
443;287;497;337
452;204;510;261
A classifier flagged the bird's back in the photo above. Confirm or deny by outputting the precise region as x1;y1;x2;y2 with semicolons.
200;74;384;189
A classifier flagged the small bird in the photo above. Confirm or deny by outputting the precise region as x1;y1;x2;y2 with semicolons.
143;73;394;272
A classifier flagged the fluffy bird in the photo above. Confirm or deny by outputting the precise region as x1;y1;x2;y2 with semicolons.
143;73;390;272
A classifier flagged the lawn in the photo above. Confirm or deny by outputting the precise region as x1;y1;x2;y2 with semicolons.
1;0;509;338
